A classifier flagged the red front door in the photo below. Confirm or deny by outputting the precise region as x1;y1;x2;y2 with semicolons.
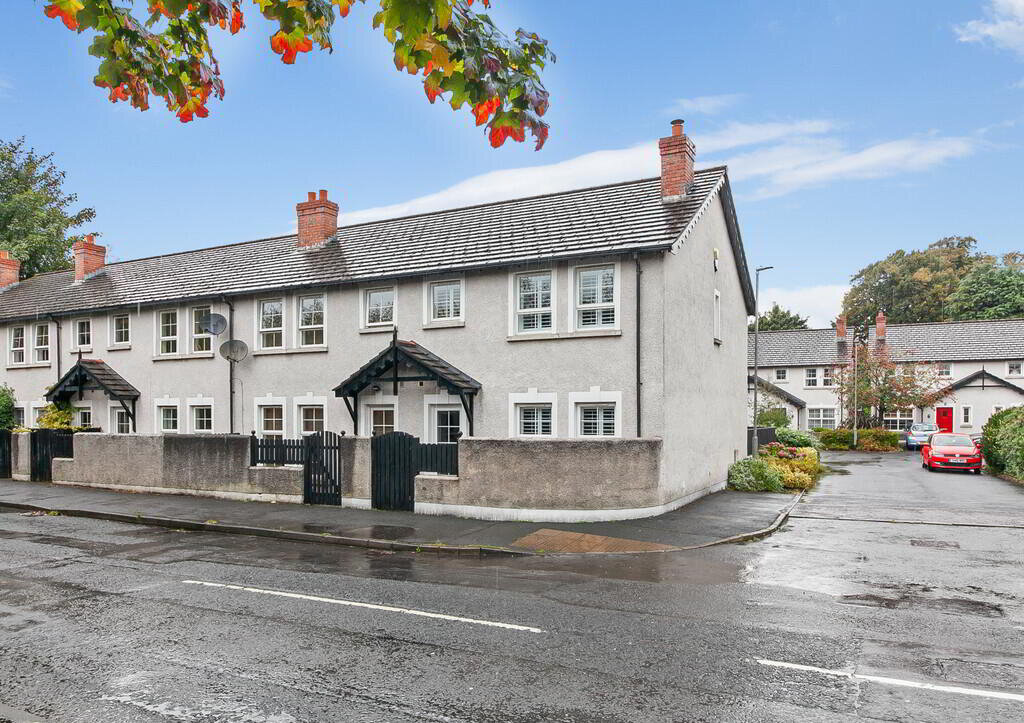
936;407;953;433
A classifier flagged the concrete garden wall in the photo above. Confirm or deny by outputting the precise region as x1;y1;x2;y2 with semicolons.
11;432;30;481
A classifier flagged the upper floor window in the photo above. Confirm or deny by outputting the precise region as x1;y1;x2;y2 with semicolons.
158;310;178;355
517;404;553;436
192;306;212;353
9;326;25;364
822;367;835;387
75;319;91;349
365;287;395;327
34;324;50;363
936;362;952;378
805;368;818;387
429;280;462;322
774;369;787;382
299;295;325;346
259;299;284;348
1009;361;1022;377
515;271;552;333
113;314;131;345
713;289;722;341
575;265;616;329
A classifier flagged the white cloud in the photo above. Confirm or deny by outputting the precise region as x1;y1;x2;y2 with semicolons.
759;285;849;329
955;0;1024;56
667;94;744;115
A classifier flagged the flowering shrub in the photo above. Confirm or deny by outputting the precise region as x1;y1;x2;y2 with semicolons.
758;445;822;487
762;458;815;490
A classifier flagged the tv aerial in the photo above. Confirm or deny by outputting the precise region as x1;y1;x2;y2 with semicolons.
219;339;249;363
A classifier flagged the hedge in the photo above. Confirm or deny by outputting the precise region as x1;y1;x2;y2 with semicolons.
982;407;1024;480
812;427;900;451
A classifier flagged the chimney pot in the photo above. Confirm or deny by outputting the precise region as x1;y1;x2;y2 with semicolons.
659;119;696;202
0;250;21;289
296;189;340;248
72;234;107;282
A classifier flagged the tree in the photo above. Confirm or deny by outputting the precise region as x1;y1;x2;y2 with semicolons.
841;237;993;327
756;406;791;429
0;138;96;278
0;384;16;431
749;303;809;332
833;343;946;428
946;261;1024;321
41;0;554;149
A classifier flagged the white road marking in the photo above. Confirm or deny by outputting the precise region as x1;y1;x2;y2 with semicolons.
182;580;545;633
756;659;1024;703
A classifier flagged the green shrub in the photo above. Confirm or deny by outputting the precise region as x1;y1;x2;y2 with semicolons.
982;407;1017;473
763;458;814;490
0;384;15;431
815;427;854;450
37;402;74;430
856;428;900;451
988;407;1024;480
728;457;785;492
775;427;821;449
756;407;791;428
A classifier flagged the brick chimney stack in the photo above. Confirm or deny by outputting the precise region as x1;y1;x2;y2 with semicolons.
0;250;21;289
296;189;339;248
875;310;887;340
73;234;106;282
658;119;696;202
836;314;847;340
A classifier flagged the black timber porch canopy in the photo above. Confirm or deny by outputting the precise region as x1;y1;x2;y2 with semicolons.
46;357;141;432
333;336;481;435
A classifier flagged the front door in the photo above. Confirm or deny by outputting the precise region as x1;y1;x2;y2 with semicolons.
936;407;954;433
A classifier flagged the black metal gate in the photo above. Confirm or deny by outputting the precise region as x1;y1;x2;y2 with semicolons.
303;431;344;505
30;429;75;482
0;430;11;479
370;432;459;511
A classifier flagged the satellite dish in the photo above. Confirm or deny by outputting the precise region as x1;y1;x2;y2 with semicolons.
219;339;249;363
199;312;228;335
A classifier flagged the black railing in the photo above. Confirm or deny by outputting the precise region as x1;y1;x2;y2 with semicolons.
420;442;459;475
250;433;305;466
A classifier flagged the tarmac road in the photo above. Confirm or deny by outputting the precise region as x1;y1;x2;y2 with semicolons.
1;451;1022;722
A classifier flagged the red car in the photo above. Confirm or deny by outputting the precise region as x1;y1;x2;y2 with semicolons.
921;433;984;474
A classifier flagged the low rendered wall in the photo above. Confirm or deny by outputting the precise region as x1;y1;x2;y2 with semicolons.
11;432;30;481
51;433;302;503
415;438;666;522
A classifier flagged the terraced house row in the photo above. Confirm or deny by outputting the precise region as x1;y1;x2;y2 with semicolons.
0;121;757;519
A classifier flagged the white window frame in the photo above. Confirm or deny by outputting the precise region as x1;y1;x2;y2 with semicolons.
882;408;914;431
569;262;619;332
805;368;818;388
109;402;132;434
73;318;92;351
508;389;558;438
422;392;466;442
9;325;26;365
808;406;838;430
822;366;835;388
431;406;463;444
298;405;325;436
154;398;180;434
297;294;326;347
960;405;973;427
362;286;396;329
424;278;465;326
34;323;50;363
157;309;178;356
368;405;396;436
259;405;285;438
73;403;94;429
258;298;285;350
568;388;623;438
253;394;287;439
13;405;25;428
713;289;722;343
110;313;131;347
1008;361;1023;377
510;269;555;335
774;369;787;383
936;362;953;378
187;395;215;433
191;305;213;354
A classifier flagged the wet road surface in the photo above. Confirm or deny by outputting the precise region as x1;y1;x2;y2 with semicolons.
1;451;1022;721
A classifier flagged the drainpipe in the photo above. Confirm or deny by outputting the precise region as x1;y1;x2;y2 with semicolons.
635;253;642;438
48;314;63;380
221;295;236;434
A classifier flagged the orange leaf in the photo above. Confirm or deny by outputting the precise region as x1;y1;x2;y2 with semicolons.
44;1;84;31
230;3;244;33
271;30;313;64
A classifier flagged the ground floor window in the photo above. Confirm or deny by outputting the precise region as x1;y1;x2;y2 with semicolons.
882;408;914;431
259;405;284;438
808;407;837;430
434;408;461;443
158;406;179;433
112;408;131;434
300;405;325;435
517;404;553;437
371;407;395;436
74;408;92;428
577;403;615;437
961;405;972;426
13;407;24;427
192;405;213;432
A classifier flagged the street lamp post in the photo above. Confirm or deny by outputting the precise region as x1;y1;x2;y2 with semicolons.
751;265;774;457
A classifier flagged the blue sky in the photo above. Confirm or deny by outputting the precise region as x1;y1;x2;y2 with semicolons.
2;0;1023;326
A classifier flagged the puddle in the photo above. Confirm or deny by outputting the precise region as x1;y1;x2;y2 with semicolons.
910;539;961;549
297;524;416;540
838;593;1004;617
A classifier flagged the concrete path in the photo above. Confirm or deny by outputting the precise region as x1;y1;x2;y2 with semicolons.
0;477;796;555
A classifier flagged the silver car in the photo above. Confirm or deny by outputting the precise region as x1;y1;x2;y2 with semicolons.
906;423;939;450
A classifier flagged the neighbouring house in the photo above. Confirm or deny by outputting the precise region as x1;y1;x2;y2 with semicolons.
0;120;756;520
748;313;1024;433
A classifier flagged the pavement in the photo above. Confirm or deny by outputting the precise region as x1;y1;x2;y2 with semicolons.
0;477;799;555
1;449;1022;721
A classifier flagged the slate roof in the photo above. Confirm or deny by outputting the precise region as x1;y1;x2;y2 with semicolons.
334;338;481;397
47;358;140;403
0;168;753;322
748;318;1024;367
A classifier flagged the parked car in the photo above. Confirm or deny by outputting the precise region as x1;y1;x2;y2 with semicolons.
905;423;939;450
921;433;983;474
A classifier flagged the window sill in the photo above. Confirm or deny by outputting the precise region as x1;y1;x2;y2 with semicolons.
152;352;216;362
506;329;622;342
252;346;329;356
107;344;132;351
5;362;51;370
714;338;723;346
360;325;395;335
422;320;466;330
70;347;93;354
